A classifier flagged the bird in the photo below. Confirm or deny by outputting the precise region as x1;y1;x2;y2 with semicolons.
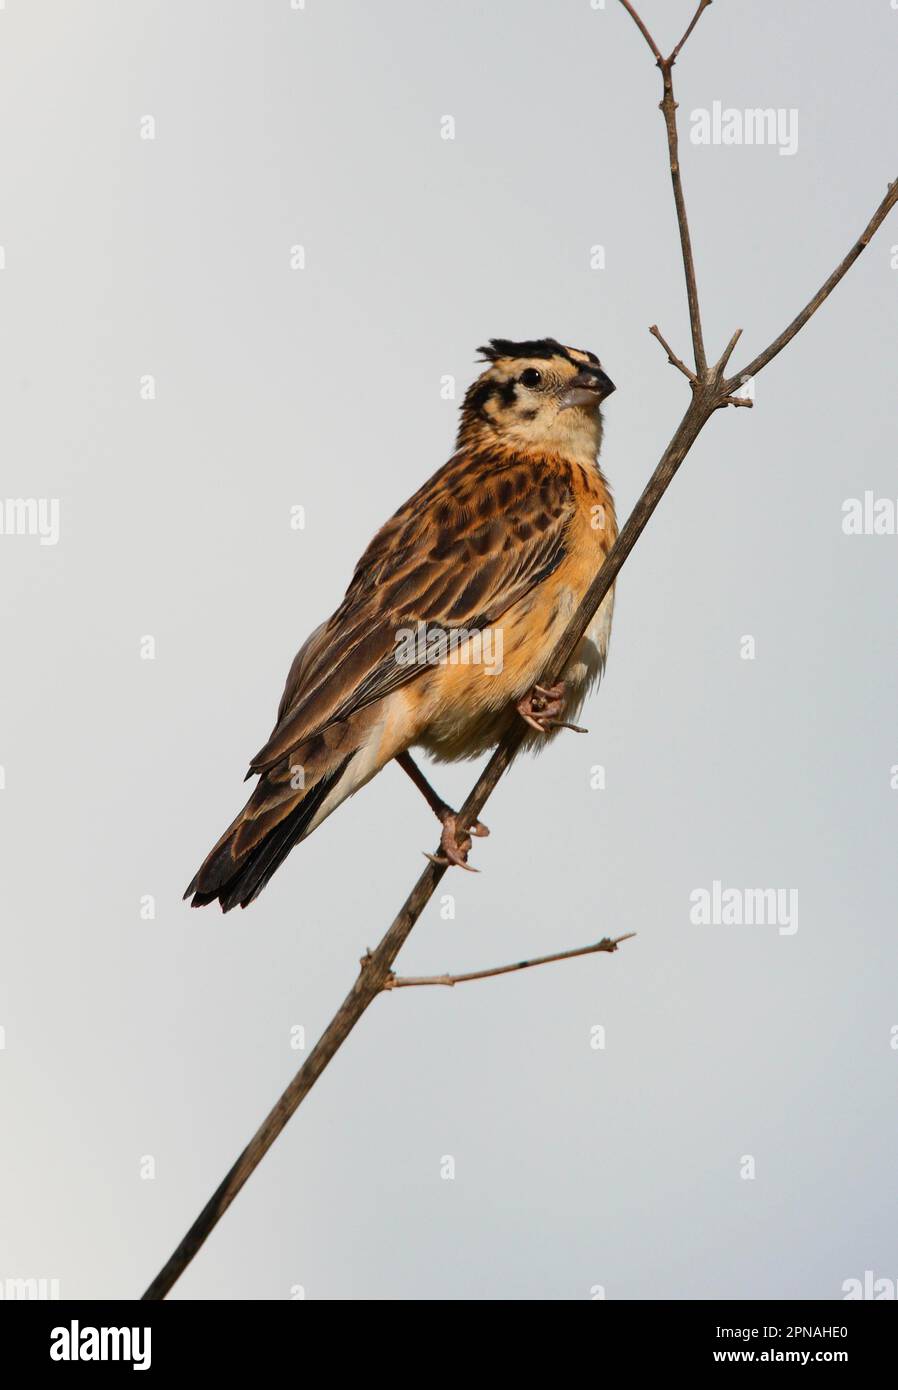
186;337;617;910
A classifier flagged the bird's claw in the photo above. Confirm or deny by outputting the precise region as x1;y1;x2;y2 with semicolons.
516;681;587;735
424;810;488;872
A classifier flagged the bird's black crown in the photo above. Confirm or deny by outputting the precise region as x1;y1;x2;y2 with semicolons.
477;338;600;366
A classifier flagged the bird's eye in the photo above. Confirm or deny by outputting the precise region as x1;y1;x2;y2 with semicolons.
519;368;542;388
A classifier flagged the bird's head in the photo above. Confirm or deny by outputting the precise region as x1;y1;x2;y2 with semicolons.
458;338;615;460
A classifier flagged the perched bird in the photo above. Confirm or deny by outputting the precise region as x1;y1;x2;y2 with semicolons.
186;338;617;910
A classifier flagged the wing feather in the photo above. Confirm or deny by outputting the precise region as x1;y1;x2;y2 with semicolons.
248;452;575;775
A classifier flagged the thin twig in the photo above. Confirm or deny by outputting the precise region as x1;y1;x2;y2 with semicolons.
617;1;716;379
142;7;898;1301
716;326;742;374
656;55;708;374
381;934;636;989
617;0;662;60
669;0;713;66
649;324;697;380
725;179;898;391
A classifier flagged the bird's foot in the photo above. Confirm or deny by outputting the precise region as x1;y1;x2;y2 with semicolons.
425;809;490;873
516;681;587;735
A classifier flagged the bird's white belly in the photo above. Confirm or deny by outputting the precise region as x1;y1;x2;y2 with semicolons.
561;588;615;720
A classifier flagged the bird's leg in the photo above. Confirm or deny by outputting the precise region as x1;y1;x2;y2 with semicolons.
395;750;489;872
516;680;588;735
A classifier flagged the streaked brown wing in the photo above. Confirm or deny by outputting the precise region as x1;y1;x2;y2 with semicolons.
248;453;574;775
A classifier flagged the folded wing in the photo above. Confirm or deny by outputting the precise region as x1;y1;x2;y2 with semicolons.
248;452;576;776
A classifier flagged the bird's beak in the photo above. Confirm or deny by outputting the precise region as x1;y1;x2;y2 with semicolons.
558;368;616;411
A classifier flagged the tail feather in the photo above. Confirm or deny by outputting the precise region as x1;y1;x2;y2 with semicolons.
185;752;356;912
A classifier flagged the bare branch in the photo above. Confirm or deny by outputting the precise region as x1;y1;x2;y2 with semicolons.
381;934;636;990
725;179;898;391
649;324;697;380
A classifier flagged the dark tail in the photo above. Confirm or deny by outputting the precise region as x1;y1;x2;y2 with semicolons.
185;754;355;912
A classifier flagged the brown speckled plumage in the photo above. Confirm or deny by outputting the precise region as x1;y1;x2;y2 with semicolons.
187;338;617;909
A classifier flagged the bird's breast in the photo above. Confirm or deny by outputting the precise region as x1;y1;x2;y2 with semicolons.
414;467;617;763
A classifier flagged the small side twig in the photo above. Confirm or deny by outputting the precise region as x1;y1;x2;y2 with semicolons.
378;933;636;990
669;0;713;66
649;324;697;380
617;0;662;60
716;326;742;374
